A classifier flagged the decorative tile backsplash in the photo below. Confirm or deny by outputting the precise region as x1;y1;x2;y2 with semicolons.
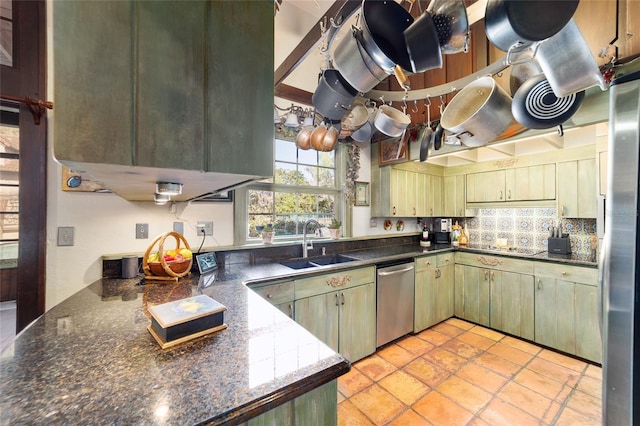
465;208;597;256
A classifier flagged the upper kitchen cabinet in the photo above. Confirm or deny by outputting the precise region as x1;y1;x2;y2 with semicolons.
52;0;274;201
557;159;597;218
504;165;556;202
466;170;506;203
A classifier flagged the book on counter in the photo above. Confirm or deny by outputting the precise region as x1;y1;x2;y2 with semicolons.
147;294;227;349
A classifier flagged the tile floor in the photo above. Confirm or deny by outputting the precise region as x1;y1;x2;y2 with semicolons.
337;318;602;426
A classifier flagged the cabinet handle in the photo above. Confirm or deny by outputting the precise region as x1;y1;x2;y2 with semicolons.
499;190;503;200
484;270;489;280
507;189;511;200
335;293;340;306
491;271;495;281
393;206;397;215
288;303;293;318
562;271;567;276
413;207;416;216
537;279;542;290
341;292;345;305
560;205;565;217
430;208;433;216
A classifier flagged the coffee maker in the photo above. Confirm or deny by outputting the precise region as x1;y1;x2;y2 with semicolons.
433;218;452;244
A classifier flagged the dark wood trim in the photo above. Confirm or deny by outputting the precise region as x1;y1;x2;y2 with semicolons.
274;0;360;90
274;83;313;106
0;0;48;331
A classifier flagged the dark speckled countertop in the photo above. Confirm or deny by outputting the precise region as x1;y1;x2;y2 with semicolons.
0;243;597;425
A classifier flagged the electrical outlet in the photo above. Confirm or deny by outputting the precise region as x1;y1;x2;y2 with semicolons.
370;219;377;228
136;223;149;239
57;227;74;246
173;221;184;235
197;221;214;236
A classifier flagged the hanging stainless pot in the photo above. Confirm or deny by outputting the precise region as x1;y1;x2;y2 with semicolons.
484;0;579;52
511;73;585;129
311;69;358;120
403;11;443;73
534;19;607;97
440;76;514;147
351;103;376;142
360;0;413;88
341;102;369;131
509;60;543;95
333;27;390;94
426;0;470;54
374;104;411;137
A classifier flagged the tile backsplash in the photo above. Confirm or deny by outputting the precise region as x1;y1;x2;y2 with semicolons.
465;208;597;256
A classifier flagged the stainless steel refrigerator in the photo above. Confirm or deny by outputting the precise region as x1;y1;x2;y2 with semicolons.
601;70;640;425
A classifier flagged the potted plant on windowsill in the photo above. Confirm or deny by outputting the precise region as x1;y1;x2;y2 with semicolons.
262;224;275;244
328;219;342;240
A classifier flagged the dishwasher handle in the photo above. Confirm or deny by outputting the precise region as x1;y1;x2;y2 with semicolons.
377;265;414;276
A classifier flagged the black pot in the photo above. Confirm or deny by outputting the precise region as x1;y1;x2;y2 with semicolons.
403;11;443;74
511;74;585;129
311;69;358;120
485;0;579;51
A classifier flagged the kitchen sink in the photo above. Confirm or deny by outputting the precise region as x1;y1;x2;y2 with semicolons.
279;254;359;270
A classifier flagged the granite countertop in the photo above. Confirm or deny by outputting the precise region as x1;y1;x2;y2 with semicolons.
0;242;597;425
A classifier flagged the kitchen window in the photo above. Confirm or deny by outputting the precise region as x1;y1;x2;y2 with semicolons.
236;137;344;243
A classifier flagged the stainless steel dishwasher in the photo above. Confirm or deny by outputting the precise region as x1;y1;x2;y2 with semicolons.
376;259;415;347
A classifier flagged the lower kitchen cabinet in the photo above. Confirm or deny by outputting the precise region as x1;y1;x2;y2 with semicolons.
415;253;454;332
294;267;376;362
489;270;535;340
244;380;337;426
454;264;490;327
534;263;601;363
252;280;295;319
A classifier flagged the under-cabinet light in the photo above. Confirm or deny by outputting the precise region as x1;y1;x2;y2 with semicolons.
156;182;183;196
154;192;171;205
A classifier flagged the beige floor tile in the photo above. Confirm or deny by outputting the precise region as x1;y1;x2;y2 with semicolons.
566;389;602;423
378;370;430;406
466;416;492;426
538;348;588;372
403;357;450;387
349;384;406;425
456;362;509;393
527;357;582;387
469;325;504;341
439;338;484;359
497;381;554;419
487;342;535;366
585;364;603;379
577;374;602;399
542;400;562;424
396;335;435;356
338;400;375;426
479;398;539;426
355;354;398;382
338;367;374;398
413;391;474;426
417;329;452;346
555;406;601;426
387;409;431;426
500;335;542;355
555;384;573;403
423;347;468;373
474;352;521;378
456;331;497;351
377;343;419;368
514;367;565;400
338;392;346;404
431;321;467;337
444;318;475;330
437;375;493;414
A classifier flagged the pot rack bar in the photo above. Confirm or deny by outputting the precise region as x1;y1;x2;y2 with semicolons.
0;94;53;125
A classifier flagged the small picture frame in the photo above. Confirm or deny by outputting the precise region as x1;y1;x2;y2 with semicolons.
192;190;234;203
354;181;370;206
195;252;218;275
378;133;409;166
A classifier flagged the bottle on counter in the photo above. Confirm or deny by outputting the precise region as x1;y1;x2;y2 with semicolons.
420;223;431;247
451;221;462;246
458;224;469;246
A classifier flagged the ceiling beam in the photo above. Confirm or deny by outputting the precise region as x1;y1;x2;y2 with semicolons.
274;0;360;90
275;83;313;106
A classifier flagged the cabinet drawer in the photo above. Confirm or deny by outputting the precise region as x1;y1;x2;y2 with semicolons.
455;252;534;275
534;262;597;285
295;267;375;299
415;256;435;272
251;281;294;305
437;252;454;267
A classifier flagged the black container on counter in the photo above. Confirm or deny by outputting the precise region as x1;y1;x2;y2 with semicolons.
548;236;571;255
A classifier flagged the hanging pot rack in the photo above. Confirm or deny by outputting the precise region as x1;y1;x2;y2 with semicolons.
0;94;53;125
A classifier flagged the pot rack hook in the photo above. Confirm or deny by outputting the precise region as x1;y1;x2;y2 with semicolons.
439;95;445;114
412;100;418;113
402;95;408;114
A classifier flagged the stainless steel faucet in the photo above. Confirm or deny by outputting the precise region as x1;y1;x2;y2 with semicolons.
302;219;321;258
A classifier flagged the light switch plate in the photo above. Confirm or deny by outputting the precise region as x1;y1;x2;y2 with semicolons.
136;223;149;239
57;227;74;246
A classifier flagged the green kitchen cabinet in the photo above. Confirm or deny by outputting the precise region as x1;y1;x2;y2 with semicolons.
443;175;466;217
52;0;274;201
294;267;376;362
372;165;443;218
504;164;556;201
416;173;444;217
244;380;337;426
251;280;295;319
415;253;454;332
534;263;601;362
466;170;506;203
489;270;535;341
454;264;491;326
557;159;597;218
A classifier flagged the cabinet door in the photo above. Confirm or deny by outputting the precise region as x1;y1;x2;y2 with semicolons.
415;173;428;217
574;283;602;363
390;169;406;217
339;283;376;362
294;380;338;426
490;271;534;340
505;165;556;201
295;293;340;353
534;278;576;354
275;302;294;319
437;262;454;322
53;1;133;166
430;175;444;217
443;175;465;217
206;1;274;177
558;159;596;218
466;170;505;203
454;265;490;326
415;259;437;332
